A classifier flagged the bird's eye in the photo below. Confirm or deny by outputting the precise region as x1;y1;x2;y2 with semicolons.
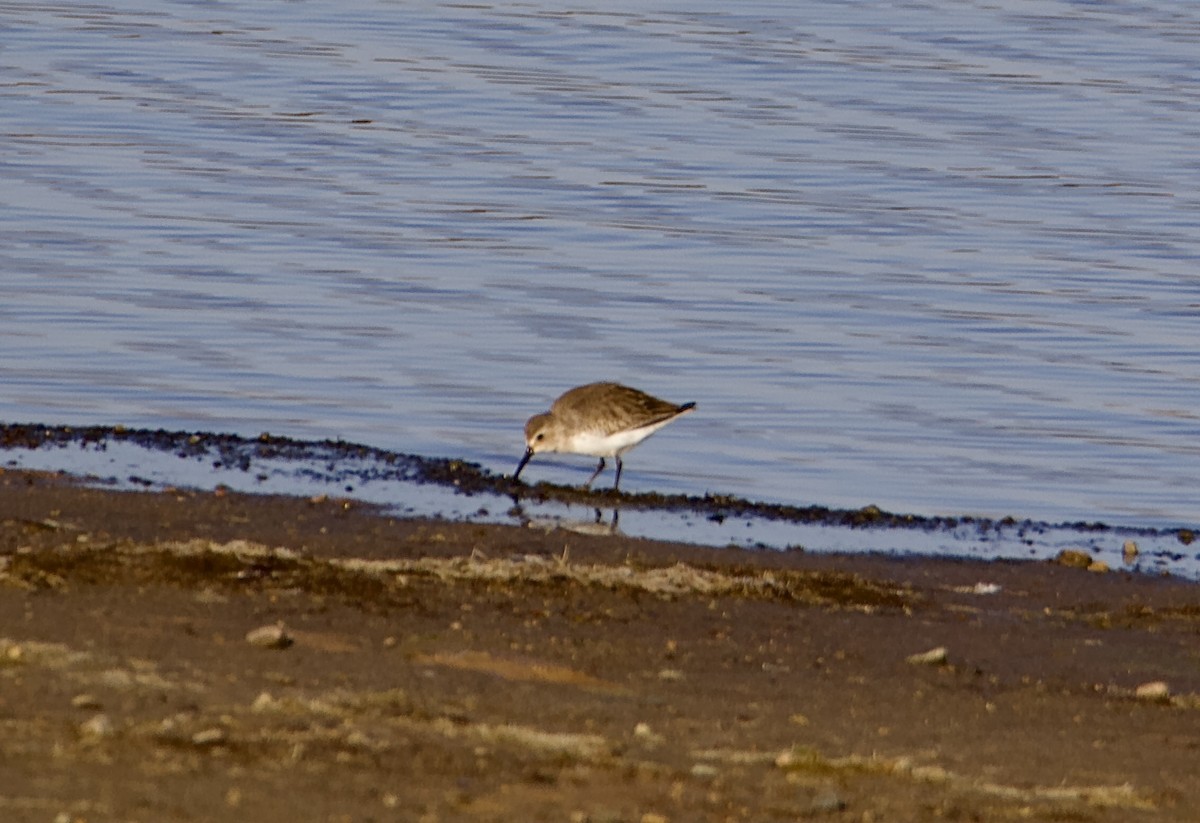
535;433;544;441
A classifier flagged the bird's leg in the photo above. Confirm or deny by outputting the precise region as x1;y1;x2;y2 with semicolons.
583;457;606;489
613;456;624;491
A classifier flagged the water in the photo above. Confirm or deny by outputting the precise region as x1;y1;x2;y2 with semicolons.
3;1;1199;532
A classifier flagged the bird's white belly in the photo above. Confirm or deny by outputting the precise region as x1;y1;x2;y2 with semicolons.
565;421;673;457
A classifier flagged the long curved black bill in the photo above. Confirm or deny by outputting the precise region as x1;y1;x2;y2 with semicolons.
512;447;534;482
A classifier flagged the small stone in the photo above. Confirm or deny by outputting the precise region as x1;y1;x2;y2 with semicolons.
967;582;1002;595
192;727;227;747
906;646;948;666
633;722;664;747
1087;561;1110;573
71;693;102;710
251;691;279;712
1122;540;1139;562
641;814;669;823
1134;681;1170;702
1054;549;1093;569
79;713;114;739
245;623;293;650
690;763;719;779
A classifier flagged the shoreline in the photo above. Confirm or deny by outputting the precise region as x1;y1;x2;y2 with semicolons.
2;468;1199;821
4;422;1197;582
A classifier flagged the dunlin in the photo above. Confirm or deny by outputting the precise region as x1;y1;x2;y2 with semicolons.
512;382;696;491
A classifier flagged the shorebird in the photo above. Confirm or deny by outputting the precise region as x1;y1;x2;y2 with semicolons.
512;381;696;491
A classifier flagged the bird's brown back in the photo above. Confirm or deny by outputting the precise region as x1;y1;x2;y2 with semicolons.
550;382;692;435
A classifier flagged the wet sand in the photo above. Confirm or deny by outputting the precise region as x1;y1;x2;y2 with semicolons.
2;467;1199;822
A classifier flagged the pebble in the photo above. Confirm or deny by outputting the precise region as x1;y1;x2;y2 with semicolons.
192;727;227;747
79;713;114;739
1123;540;1139;563
251;691;279;712
71;693;102;710
245;623;293;650
1087;560;1110;573
906;646;948;666
1134;681;1170;702
634;722;664;747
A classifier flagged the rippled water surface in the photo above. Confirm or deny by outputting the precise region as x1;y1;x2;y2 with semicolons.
3;1;1199;529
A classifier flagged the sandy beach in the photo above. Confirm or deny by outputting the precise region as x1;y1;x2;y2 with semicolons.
2;467;1199;822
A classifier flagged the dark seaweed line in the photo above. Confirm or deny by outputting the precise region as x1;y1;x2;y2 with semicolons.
1;422;1193;543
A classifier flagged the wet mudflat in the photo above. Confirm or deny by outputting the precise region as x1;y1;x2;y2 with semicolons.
2;469;1199;822
4;423;1196;578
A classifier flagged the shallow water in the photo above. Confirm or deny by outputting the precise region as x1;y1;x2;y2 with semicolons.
4;425;1194;579
3;1;1199;532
